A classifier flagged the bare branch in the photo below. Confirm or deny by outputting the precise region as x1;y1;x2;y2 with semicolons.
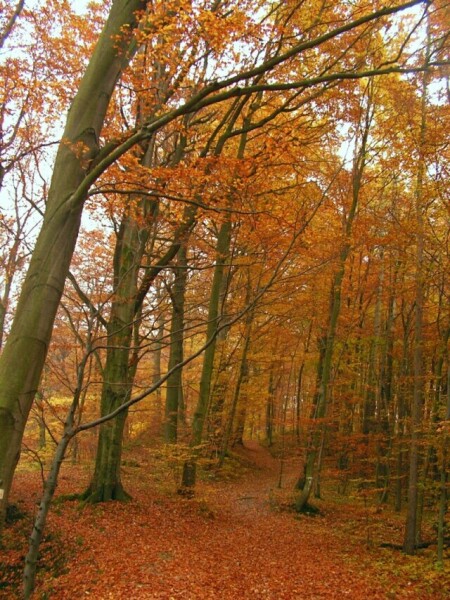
0;0;25;50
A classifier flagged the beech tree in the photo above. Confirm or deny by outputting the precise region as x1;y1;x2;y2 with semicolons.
295;80;375;511
0;0;444;534
0;0;149;528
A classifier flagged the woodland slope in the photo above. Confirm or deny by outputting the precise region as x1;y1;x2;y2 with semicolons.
1;441;448;599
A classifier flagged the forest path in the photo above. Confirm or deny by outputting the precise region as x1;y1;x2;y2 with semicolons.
6;441;446;599
216;439;296;518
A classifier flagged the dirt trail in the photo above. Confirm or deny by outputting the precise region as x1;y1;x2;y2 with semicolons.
219;440;296;517
153;441;388;600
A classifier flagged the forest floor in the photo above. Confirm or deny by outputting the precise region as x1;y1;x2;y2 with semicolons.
1;440;449;599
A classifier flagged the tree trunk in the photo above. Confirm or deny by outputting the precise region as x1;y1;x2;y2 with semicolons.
83;194;153;501
295;88;372;511
165;245;188;443
266;368;276;447
437;362;450;566
152;283;165;428
23;429;74;599
0;233;21;350
0;0;147;529
377;258;398;503
85;129;193;500
181;217;231;489
403;39;429;554
219;300;253;465
394;303;413;512
23;332;93;598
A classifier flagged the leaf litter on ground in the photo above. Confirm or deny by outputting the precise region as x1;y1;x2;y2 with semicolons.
1;440;448;599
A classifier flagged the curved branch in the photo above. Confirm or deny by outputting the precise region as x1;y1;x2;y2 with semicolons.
0;0;25;50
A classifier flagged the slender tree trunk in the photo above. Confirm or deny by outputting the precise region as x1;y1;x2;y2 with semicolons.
295;363;304;441
218;338;250;466
295;90;372;511
0;234;21;350
23;429;74;599
295;253;354;510
206;295;235;450
437;362;449;566
395;301;413;512
23;333;93;599
219;300;254;465
266;367;276;447
181;217;232;489
165;245;188;443
295;321;313;442
403;40;429;554
364;249;384;445
377;259;398;503
152;283;165;427
402;200;425;547
0;0;147;529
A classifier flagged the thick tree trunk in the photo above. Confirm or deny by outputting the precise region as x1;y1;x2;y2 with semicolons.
0;0;146;529
85;204;194;501
84;198;151;502
85;129;192;500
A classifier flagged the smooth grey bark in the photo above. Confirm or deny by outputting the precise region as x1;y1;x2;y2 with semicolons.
0;0;147;528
